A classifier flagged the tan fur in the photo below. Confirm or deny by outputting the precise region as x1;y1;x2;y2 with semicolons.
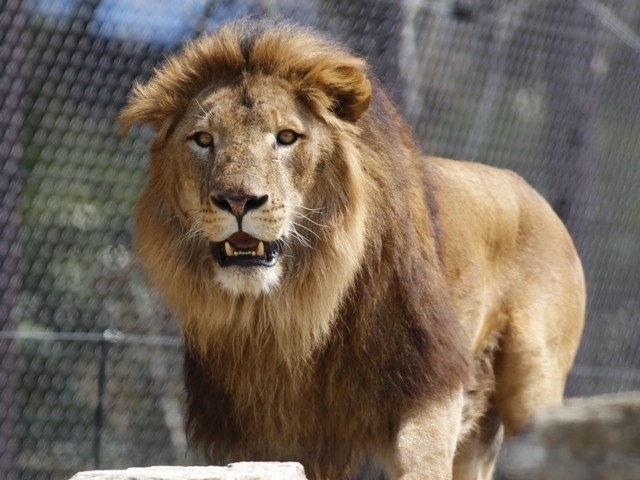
120;19;585;480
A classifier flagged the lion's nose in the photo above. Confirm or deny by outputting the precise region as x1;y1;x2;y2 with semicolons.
210;192;269;218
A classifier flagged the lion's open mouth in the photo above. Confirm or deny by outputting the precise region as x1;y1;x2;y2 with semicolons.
211;231;281;268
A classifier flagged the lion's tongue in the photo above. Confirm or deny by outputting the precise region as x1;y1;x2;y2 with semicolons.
227;231;260;249
224;231;265;257
224;232;265;257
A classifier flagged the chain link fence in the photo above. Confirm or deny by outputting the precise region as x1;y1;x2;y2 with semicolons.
1;1;639;478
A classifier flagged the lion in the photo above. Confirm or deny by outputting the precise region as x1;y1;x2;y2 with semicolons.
120;19;585;480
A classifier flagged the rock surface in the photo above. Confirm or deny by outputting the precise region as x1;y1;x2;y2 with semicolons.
68;462;308;480
501;392;640;480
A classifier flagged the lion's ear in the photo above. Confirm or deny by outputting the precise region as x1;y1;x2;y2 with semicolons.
328;65;372;122
118;81;178;139
329;66;371;122
307;60;372;123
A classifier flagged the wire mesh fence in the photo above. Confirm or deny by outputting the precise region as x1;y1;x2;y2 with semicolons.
1;0;639;479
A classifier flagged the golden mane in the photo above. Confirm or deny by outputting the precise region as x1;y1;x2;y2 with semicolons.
120;19;372;139
124;20;381;372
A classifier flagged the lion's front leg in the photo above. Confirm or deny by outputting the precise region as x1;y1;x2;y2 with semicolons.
384;388;464;480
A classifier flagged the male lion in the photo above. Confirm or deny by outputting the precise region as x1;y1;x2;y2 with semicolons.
120;19;585;480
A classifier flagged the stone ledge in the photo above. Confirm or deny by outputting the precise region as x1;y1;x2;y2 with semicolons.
69;462;308;480
501;391;640;480
70;393;640;480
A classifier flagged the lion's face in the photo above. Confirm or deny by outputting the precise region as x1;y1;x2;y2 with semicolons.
122;21;373;305
163;74;333;296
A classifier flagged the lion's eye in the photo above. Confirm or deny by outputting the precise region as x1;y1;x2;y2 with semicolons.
189;132;214;148
276;129;300;146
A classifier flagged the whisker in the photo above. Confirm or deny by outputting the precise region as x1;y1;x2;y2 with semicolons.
276;236;302;255
285;204;329;231
170;220;207;250
291;213;328;229
276;237;293;250
290;220;320;239
184;208;206;216
193;99;209;121
160;214;181;228
291;230;311;245
159;207;206;229
286;204;325;213
285;222;313;249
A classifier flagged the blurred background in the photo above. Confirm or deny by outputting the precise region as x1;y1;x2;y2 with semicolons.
1;0;639;478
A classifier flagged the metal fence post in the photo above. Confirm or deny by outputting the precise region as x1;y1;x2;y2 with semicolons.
92;329;122;469
0;2;26;479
